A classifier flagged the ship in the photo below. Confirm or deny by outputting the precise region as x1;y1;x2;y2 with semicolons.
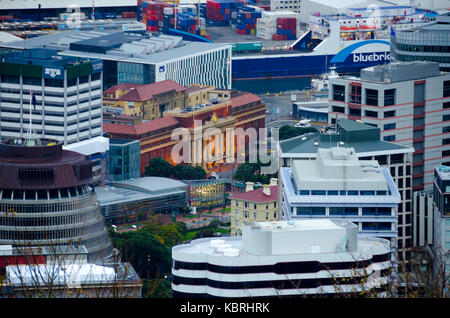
231;6;438;81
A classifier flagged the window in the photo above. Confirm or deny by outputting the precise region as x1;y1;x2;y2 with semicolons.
444;138;450;145
384;89;395;106
443;150;450;157
366;89;379;106
444;80;450;98
349;108;361;116
444;102;450;109
332;106;345;113
332;84;346;101
384;110;395;118
444;126;450;133
444;114;450;122
384;135;396;142
384;123;396;130
365;110;378;118
349;85;362;104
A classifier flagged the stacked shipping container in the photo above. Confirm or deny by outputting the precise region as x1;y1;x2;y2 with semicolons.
235;8;262;35
206;0;239;26
256;11;300;40
273;17;296;40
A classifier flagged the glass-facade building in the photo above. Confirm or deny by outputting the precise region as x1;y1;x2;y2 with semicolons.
106;139;140;181
391;13;450;72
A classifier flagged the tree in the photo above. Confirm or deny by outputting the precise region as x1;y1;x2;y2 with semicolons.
233;160;278;183
144;157;207;180
110;230;172;298
144;157;174;177
278;125;317;141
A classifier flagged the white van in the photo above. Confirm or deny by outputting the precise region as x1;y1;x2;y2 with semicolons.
295;119;311;128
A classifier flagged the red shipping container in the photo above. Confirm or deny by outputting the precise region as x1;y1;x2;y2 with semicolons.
237;29;246;35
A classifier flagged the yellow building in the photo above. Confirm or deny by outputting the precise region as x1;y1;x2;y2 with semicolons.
230;180;279;236
102;80;187;119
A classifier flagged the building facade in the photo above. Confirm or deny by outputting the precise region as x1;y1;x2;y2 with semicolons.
230;182;279;236
106;139;141;182
278;119;414;261
0;137;113;262
95;177;188;225
172;219;393;298
103;80;187;120
103;89;266;175
0;48;109;186
391;13;450;72
280;147;401;248
328;61;450;193
432;165;450;275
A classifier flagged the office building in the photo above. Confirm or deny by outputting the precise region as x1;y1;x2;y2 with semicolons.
106;139;141;182
0;48;109;186
172;219;393;298
1;30;232;90
230;181;279;236
432;165;450;274
279;147;401;247
278;119;414;260
328;61;450;192
95;177;188;225
391;13;450;72
0;137;113;262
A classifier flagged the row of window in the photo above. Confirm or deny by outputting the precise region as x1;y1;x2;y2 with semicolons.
292;206;392;217
173;253;391;274
333;85;396;107
297;190;390;196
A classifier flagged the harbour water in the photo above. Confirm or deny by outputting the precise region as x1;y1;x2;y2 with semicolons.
232;77;312;94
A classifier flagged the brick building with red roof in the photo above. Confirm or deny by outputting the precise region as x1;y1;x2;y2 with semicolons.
103;80;187;120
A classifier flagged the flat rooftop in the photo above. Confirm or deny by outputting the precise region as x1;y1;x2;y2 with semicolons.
1;29;231;64
96;177;187;206
359;61;442;83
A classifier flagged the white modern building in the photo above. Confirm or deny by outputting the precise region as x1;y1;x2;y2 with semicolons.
278;119;414;261
279;147;401;248
0;48;109;185
328;61;450;193
2;30;232;90
172;219;393;298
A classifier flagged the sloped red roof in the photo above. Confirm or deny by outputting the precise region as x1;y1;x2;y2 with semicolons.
103;83;142;96
103;116;179;136
231;92;261;108
118;80;187;102
229;185;278;203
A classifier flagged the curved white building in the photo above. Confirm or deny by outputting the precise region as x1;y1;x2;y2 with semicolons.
172;219;393;298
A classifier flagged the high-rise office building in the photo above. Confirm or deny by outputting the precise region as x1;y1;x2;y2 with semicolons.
328;61;450;193
0;136;113;262
279;147;401;249
0;48;109;185
278;119;414;261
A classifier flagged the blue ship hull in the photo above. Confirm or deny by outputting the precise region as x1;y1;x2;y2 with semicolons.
231;53;390;80
231;39;392;80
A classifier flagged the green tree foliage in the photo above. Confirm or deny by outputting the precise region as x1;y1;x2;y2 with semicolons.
144;157;206;180
233;160;278;184
110;230;171;281
278;125;317;141
141;216;184;248
144;157;174;177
